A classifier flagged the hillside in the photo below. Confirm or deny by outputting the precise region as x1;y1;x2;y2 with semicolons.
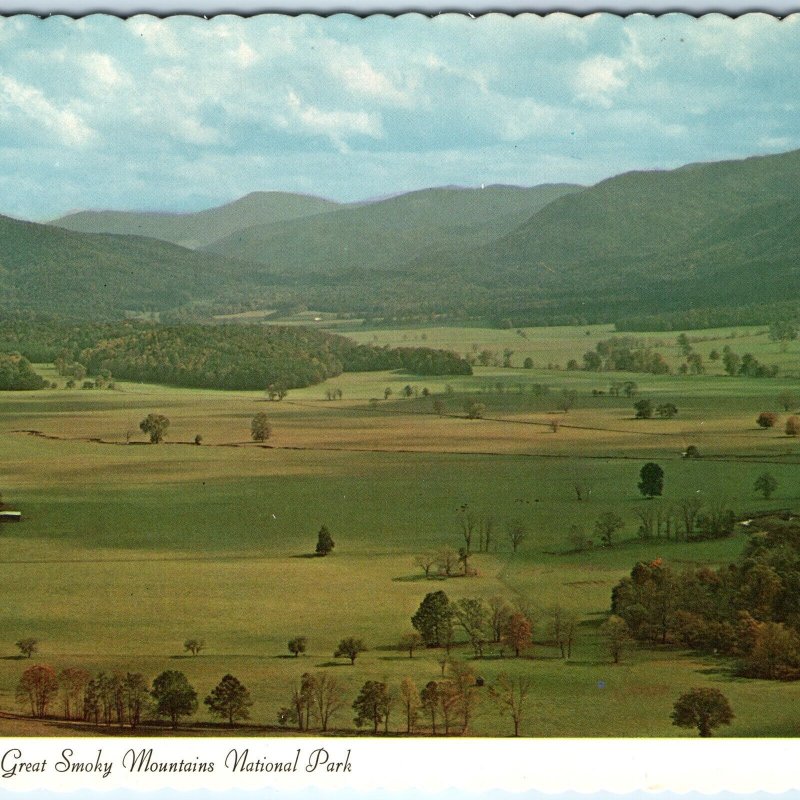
52;192;340;250
464;149;800;317
0;214;261;316
203;184;583;273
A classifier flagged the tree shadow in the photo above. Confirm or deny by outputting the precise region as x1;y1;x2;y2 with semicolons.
315;660;353;668
0;655;26;661
392;574;445;583
291;553;323;559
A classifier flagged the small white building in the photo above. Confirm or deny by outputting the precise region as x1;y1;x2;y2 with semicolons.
0;511;22;523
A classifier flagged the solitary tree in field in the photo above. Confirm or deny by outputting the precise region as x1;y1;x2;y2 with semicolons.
250;412;272;442
334;637;366;665
204;674;252;726
464;400;486;419
638;462;664;497
412;591;453;647
671;688;733;737
151;670;197;729
183;638;205;656
139;413;170;444
506;519;527;553
15;638;38;658
754;472;778;500
633;399;654;419
398;631;424;658
288;636;307;657
656;403;678;419
315;525;335;556
786;416;800;437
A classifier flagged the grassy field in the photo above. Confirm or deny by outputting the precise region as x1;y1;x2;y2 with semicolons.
1;326;799;736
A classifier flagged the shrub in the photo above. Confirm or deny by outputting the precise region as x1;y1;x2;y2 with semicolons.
786;416;800;437
757;412;778;429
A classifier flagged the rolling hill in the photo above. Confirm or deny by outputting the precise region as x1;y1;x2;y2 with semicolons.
203;184;584;273
52;191;340;250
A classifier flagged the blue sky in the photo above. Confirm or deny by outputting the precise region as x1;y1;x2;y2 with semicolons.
0;12;798;220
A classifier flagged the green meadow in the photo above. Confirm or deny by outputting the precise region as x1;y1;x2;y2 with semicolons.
1;325;799;736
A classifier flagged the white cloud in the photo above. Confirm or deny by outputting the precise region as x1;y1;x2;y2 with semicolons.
284;89;383;149
573;55;629;107
326;50;412;106
80;52;131;91
0;74;95;146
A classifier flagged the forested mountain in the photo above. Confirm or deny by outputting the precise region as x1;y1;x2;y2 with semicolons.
0;214;256;316
4;149;800;325
456;149;800;320
203;184;583;273
52;192;340;250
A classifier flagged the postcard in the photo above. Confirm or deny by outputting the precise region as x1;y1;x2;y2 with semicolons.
1;8;800;795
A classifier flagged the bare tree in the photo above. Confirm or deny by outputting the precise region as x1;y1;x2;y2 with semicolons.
437;547;459;577
678;495;705;539
400;677;420;734
311;673;345;732
506;519;527;553
489;674;533;736
488;596;513;643
414;552;439;579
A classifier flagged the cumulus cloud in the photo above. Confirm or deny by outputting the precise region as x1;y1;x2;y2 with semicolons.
0;74;95;146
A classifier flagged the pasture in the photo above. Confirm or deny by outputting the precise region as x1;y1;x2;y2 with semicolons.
0;324;799;736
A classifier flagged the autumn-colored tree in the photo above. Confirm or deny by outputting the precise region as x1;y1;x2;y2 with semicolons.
58;667;90;720
16;664;59;718
757;411;778;429
671;688;733;737
420;680;440;734
501;612;532;657
786;416;800;437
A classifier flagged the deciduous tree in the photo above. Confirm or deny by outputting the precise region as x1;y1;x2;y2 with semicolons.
671;688;733;737
139;413;170;443
315;525;335;556
151;670;197;729
754;472;778;500
16;664;58;718
334;637;366;665
638;462;664;497
250;412;272;442
352;680;389;734
288;636;307;657
412;591;453;648
399;677;420;734
16;638;38;658
489;673;532;736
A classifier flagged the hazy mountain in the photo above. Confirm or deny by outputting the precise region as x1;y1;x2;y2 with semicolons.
203;184;584;272
52;191;340;250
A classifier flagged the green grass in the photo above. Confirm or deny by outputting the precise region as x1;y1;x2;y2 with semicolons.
1;325;800;736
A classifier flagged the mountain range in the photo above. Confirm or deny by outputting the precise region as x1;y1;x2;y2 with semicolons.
2;148;798;324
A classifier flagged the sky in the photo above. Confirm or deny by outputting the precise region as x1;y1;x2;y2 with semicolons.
0;12;799;220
